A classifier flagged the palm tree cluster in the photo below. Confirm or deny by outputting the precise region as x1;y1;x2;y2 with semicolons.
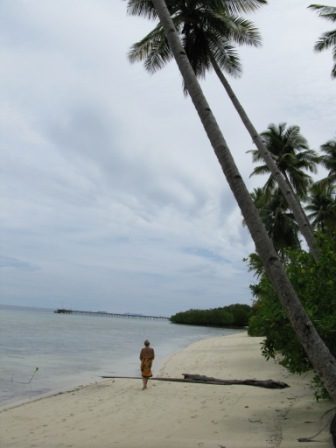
127;0;336;402
249;124;336;255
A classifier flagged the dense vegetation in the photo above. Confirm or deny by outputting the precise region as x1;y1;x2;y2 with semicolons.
247;236;336;397
246;125;336;397
170;304;251;328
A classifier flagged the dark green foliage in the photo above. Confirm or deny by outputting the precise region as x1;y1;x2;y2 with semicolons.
308;4;336;78
250;187;300;256
127;0;265;92
170;303;251;327
306;182;336;234
249;123;319;199
247;235;336;395
319;139;336;185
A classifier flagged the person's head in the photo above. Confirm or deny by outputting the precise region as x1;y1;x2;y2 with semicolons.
144;339;150;347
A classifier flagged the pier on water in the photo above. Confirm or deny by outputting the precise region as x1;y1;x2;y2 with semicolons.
54;308;169;321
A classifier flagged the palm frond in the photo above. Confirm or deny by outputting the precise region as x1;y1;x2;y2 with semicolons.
210;14;262;46
309;4;336;77
212;0;267;14
128;25;173;73
320;139;336;177
284;125;308;149
314;29;336;51
332;61;336;77
250;164;271;177
126;0;158;19
308;4;336;22
210;41;242;76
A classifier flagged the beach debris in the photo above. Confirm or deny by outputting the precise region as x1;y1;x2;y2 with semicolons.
182;374;289;389
100;373;289;389
248;418;263;424
297;407;336;447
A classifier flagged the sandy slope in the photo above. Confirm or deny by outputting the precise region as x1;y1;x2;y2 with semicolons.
0;332;333;447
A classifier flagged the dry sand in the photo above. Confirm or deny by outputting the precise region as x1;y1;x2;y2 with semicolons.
0;332;334;447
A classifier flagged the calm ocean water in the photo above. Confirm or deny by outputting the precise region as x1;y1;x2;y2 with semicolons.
0;305;237;408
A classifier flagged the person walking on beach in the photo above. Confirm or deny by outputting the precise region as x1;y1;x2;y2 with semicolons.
140;340;155;390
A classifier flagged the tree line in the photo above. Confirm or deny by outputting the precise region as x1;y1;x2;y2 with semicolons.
126;0;336;402
170;304;251;328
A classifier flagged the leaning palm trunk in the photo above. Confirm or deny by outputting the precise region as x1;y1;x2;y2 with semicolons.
209;54;320;261
151;0;336;401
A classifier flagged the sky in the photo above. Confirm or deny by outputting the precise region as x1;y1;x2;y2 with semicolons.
1;0;335;316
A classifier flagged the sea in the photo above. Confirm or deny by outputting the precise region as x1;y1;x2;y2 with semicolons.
0;305;238;408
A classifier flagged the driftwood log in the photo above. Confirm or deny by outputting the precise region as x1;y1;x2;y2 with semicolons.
101;373;289;389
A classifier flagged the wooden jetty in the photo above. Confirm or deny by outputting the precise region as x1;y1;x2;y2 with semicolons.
54;308;169;321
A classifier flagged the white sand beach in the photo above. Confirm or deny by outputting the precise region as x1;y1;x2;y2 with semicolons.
0;332;333;447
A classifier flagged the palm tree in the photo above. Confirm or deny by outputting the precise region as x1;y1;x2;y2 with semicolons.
128;0;264;89
251;187;300;256
145;0;336;400
308;4;336;78
128;0;320;260
250;123;319;198
306;183;336;233
319;138;336;186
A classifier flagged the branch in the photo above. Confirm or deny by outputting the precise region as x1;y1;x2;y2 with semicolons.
101;373;289;389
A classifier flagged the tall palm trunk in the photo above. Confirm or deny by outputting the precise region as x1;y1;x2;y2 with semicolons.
209;54;320;261
151;0;336;401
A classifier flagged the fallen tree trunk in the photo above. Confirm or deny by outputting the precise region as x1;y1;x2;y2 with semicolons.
100;373;289;389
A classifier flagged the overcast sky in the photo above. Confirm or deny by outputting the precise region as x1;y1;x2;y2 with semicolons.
1;0;335;315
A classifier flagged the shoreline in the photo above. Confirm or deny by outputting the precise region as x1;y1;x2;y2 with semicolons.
0;329;239;412
0;330;240;413
0;332;333;447
1;308;238;411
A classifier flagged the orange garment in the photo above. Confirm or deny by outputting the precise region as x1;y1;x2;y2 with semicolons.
140;347;155;378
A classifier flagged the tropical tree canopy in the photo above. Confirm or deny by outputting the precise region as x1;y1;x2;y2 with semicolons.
308;4;336;78
319;138;336;185
128;0;265;84
247;235;336;398
306;182;336;233
250;187;300;255
127;0;267;21
249;123;319;198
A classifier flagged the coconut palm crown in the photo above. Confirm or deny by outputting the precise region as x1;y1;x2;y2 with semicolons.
249;123;319;199
127;0;266;85
309;4;336;78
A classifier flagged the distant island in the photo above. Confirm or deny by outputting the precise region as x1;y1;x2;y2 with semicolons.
169;304;251;328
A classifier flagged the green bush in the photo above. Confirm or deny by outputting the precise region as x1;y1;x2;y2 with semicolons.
247;235;336;397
